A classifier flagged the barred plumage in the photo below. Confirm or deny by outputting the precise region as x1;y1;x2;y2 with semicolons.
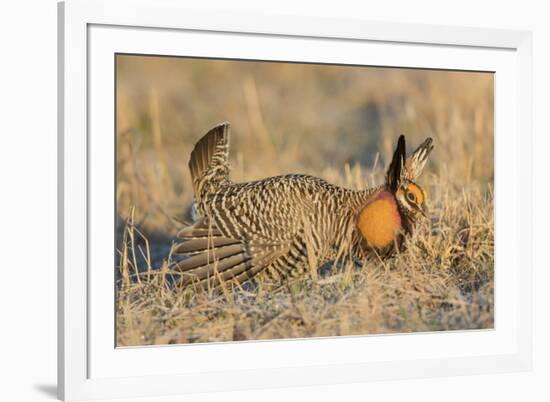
174;122;433;288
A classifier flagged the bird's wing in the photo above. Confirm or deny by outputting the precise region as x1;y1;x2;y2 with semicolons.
173;216;290;288
173;176;320;287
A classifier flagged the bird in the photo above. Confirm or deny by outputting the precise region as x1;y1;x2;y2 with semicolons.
172;122;434;288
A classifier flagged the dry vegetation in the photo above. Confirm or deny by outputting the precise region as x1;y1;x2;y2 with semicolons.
115;55;494;346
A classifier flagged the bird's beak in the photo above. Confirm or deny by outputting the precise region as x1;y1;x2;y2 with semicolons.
418;204;428;218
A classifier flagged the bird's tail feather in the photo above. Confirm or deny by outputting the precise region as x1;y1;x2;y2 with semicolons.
188;122;231;203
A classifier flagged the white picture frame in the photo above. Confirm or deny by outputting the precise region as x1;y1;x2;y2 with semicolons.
58;0;533;400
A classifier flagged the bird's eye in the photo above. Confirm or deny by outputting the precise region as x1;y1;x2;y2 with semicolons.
406;191;417;203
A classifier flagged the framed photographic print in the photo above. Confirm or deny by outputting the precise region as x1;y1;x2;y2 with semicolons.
58;0;533;400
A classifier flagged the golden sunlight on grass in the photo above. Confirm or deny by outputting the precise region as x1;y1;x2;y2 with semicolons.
115;55;494;346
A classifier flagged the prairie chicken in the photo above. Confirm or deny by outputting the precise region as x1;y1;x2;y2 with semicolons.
173;122;433;288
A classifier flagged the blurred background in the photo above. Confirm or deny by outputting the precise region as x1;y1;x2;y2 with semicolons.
115;52;495;346
116;55;493;249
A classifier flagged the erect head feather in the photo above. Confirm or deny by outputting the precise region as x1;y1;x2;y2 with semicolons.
385;135;407;192
405;137;434;180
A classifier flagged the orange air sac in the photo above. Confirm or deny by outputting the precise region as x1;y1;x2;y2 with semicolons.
357;191;402;249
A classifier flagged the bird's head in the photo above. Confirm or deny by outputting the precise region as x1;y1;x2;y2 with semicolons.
356;135;434;250
386;135;434;226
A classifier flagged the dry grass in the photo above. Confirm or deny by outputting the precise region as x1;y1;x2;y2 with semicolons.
115;55;494;346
